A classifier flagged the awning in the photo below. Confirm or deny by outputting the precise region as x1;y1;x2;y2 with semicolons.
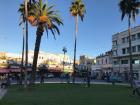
0;69;9;73
0;68;32;73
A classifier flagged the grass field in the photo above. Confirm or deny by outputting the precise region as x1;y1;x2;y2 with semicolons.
0;84;140;105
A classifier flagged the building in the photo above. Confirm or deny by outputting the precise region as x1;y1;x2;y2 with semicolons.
94;51;113;73
79;55;95;71
28;50;72;66
0;52;6;59
0;51;72;70
112;26;140;80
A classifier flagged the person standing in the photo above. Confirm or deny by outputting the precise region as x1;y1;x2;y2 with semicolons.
132;77;140;96
40;73;45;84
87;71;90;87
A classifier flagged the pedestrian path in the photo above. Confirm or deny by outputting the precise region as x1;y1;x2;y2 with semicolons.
0;81;7;100
0;88;7;100
11;79;130;86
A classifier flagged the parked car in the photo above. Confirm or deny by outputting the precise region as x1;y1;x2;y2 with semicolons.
45;73;54;78
109;75;123;83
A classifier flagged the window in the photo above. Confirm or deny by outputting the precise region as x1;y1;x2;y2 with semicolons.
132;46;136;52
113;40;117;46
126;36;129;42
97;60;99;65
106;59;107;64
137;33;140;39
102;59;103;64
132;59;140;64
127;47;130;53
113;50;117;56
121;60;128;64
138;45;140;52
122;38;125;43
114;61;119;65
122;48;126;54
131;34;136;41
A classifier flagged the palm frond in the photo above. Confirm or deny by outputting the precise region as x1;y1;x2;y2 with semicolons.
45;25;49;38
70;0;86;21
19;0;63;39
52;24;60;35
50;28;56;40
119;0;139;21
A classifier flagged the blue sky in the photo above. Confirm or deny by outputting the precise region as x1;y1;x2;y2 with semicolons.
0;0;140;60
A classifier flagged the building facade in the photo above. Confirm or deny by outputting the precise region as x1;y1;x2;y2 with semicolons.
0;51;72;68
79;55;95;71
93;51;113;72
28;51;72;66
112;26;140;80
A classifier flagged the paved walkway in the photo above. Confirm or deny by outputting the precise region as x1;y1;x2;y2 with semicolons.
0;81;7;100
11;79;130;86
0;88;7;100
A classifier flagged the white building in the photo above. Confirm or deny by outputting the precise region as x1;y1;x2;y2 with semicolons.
92;51;113;74
78;55;95;71
0;50;72;67
112;26;140;80
28;50;72;66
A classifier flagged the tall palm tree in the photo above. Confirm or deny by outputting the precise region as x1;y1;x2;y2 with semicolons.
70;0;86;83
19;0;36;87
119;0;139;87
27;0;63;84
19;16;25;85
24;0;29;88
62;47;67;71
18;1;27;86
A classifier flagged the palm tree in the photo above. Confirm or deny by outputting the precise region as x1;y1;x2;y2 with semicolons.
62;47;67;71
27;0;63;84
18;1;27;86
70;0;86;83
19;16;25;85
119;0;140;87
18;0;36;87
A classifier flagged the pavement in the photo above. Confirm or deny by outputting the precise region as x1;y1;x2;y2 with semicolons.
11;77;130;86
0;81;7;100
0;88;7;100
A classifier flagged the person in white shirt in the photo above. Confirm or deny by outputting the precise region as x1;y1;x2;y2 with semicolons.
132;77;140;96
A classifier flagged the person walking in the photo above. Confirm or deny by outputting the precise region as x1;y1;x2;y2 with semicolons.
87;71;90;87
40;74;45;84
132;77;140;96
110;72;117;86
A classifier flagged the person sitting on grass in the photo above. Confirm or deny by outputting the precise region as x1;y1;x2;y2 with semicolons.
132;77;140;96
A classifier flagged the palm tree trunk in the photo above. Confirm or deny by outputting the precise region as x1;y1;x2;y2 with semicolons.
20;23;25;85
73;15;78;83
63;52;66;71
31;25;44;84
24;0;29;88
128;18;133;88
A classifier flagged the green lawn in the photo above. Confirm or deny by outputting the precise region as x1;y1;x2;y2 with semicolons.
0;84;140;105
